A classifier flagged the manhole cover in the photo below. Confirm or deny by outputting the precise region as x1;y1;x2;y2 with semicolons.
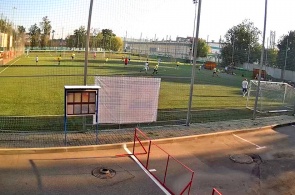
92;167;116;179
229;154;253;164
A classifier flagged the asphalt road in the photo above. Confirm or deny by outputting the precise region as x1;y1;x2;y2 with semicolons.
1;125;295;195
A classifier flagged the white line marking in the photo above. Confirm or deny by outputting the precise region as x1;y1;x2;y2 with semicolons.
0;66;10;74
0;58;20;74
149;169;157;172
291;125;295;127
123;144;171;195
233;134;266;150
11;58;20;65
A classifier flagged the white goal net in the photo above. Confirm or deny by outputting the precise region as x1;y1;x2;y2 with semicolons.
246;80;295;113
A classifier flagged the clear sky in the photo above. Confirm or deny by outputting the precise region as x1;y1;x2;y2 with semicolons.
1;0;294;44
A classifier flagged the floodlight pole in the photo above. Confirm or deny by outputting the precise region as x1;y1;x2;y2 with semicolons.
253;0;268;119
282;38;289;81
84;0;94;85
189;1;198;63
231;34;235;64
186;0;201;126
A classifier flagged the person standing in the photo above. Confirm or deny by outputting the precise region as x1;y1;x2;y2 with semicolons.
242;78;249;97
35;56;38;65
57;55;61;65
140;61;149;74
176;61;180;69
212;67;218;77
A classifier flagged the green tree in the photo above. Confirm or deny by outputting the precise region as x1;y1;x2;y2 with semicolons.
221;19;261;66
29;23;41;48
0;17;10;33
65;35;75;49
265;48;278;67
17;25;26;47
196;38;209;57
74;26;86;48
110;36;123;51
276;31;295;72
39;16;52;49
17;25;26;34
100;29;116;50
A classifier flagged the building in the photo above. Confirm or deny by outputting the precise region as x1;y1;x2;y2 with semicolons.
124;37;224;62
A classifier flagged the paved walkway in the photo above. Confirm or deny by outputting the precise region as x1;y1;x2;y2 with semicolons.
0;115;294;148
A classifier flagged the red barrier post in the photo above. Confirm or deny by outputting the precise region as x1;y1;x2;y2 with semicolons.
212;188;222;195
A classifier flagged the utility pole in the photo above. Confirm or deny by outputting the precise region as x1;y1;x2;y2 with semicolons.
83;0;94;85
282;38;289;81
253;0;268;119
231;34;235;64
186;0;202;126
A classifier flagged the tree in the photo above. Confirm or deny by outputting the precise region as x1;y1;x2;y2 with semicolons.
74;26;86;48
189;38;210;58
100;29;116;50
17;25;26;34
276;31;295;72
65;35;75;49
39;16;52;48
0;17;10;33
196;38;209;57
110;36;123;51
17;25;26;47
221;19;261;66
29;23;41;48
265;48;278;67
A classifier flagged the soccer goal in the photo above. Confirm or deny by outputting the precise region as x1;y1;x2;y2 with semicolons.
246;80;295;113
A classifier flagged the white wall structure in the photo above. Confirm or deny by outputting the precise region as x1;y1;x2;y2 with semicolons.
243;63;295;82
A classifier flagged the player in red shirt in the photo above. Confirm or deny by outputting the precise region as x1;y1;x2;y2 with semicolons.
124;57;128;67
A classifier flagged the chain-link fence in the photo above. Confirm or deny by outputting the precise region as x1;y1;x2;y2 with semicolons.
0;0;294;135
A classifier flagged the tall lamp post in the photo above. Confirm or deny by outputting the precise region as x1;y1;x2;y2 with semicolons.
186;0;202;126
253;0;268;119
84;0;94;85
189;0;198;63
281;38;289;81
231;34;235;65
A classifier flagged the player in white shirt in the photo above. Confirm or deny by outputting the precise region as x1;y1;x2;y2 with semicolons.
140;61;149;74
242;78;248;97
35;56;39;65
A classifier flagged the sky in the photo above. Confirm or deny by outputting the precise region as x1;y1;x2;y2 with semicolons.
1;0;295;44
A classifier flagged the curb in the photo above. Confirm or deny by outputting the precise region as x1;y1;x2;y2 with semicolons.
0;124;279;155
273;122;295;128
151;125;276;145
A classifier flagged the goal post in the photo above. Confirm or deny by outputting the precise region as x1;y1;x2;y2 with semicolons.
246;80;295;113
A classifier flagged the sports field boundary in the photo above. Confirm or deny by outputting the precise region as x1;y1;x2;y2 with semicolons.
0;124;279;155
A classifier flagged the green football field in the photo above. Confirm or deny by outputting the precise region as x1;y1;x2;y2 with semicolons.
0;51;262;130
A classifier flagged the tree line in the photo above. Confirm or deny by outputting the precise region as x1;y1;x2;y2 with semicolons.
24;16;123;51
1;15;295;71
220;19;295;71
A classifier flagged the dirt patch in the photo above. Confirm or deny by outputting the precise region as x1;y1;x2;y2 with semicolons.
273;151;295;159
260;172;295;195
251;158;295;195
